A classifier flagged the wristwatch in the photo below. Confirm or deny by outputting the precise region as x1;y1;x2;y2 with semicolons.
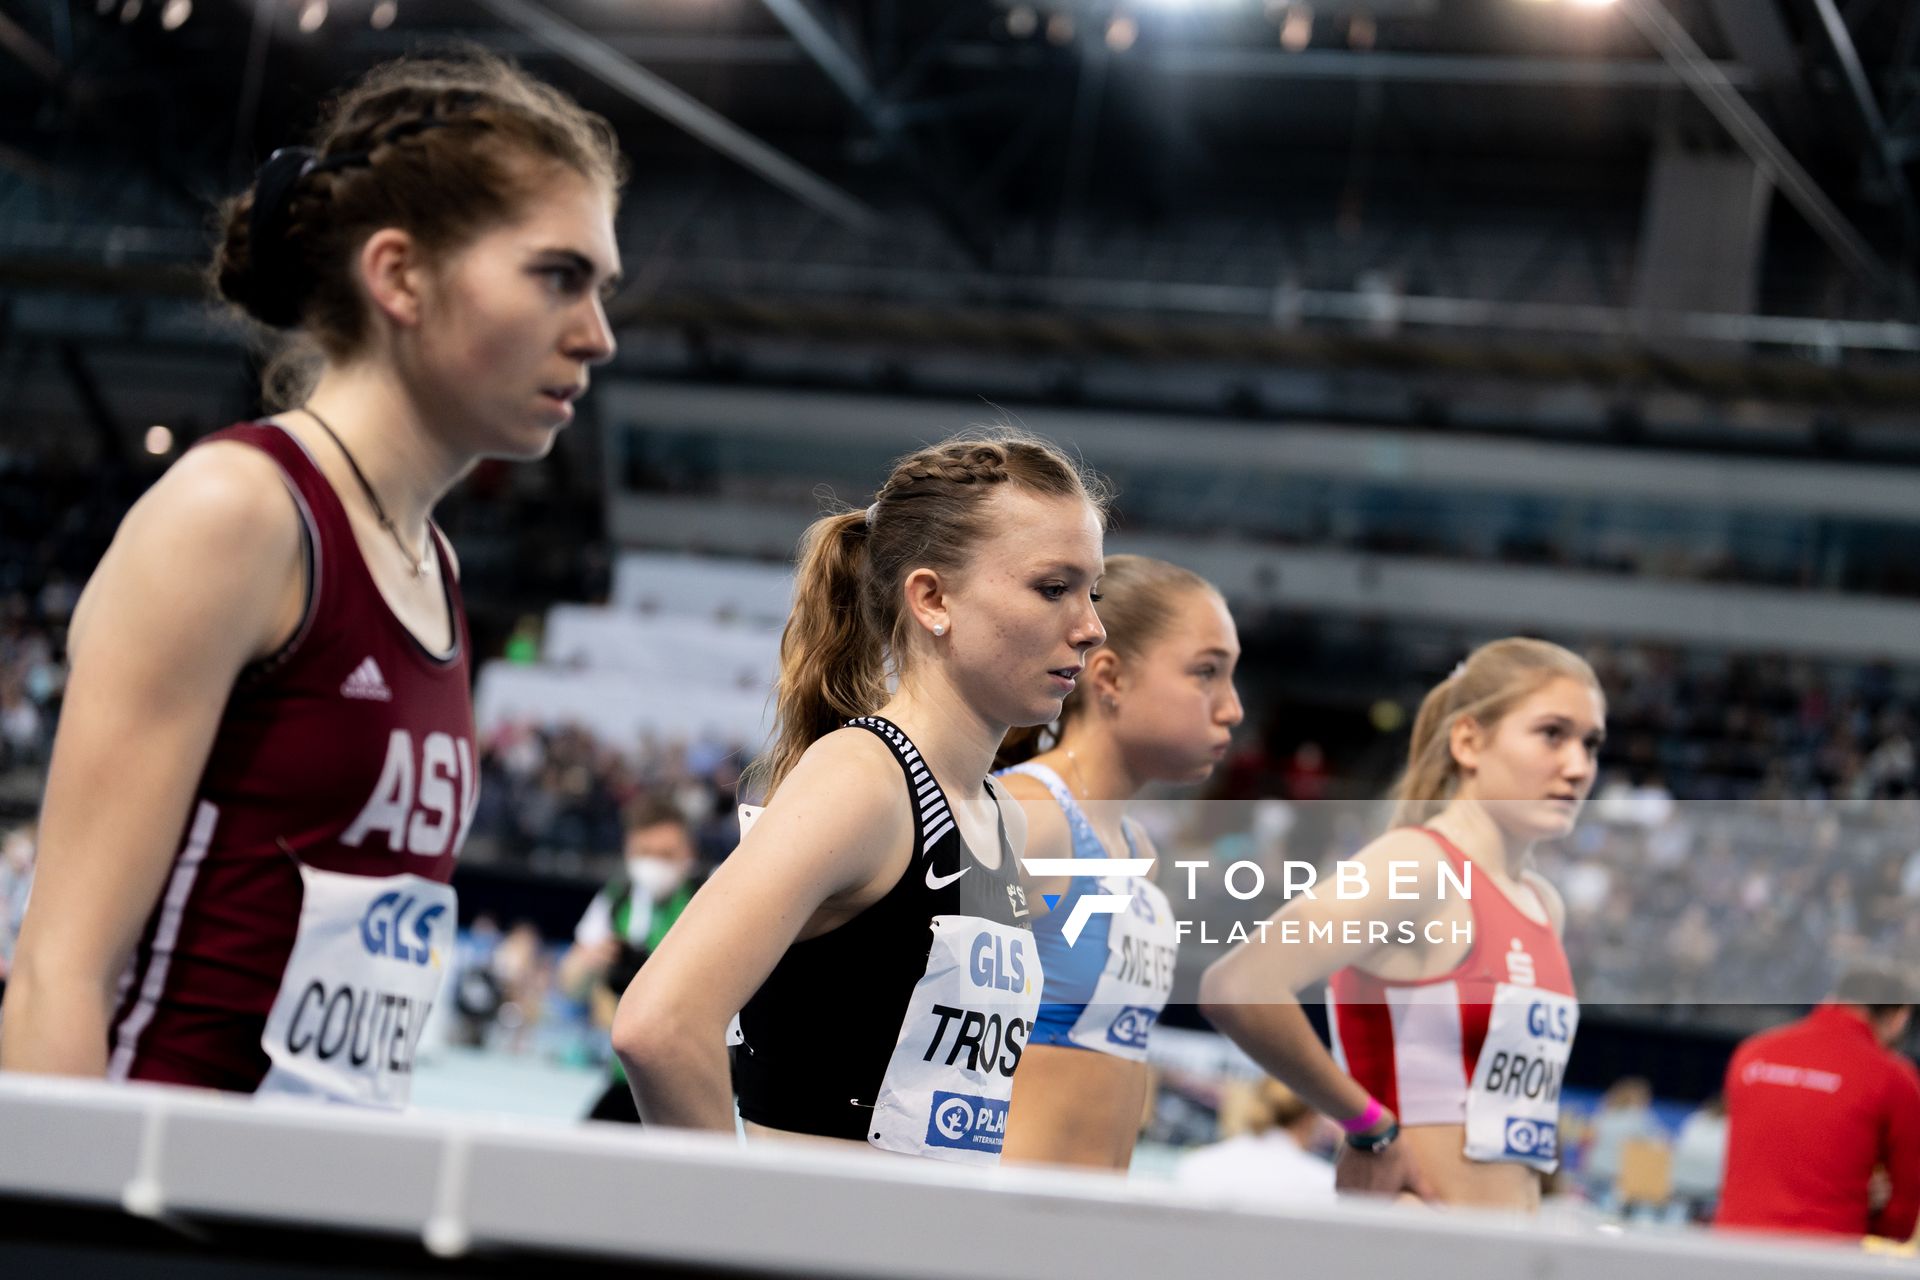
1345;1116;1400;1155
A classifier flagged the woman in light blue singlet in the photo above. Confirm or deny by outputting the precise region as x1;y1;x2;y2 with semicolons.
996;555;1243;1169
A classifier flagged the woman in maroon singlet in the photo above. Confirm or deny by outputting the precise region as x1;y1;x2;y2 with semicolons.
0;54;622;1106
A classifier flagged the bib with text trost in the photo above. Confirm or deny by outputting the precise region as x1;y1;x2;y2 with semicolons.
867;915;1044;1163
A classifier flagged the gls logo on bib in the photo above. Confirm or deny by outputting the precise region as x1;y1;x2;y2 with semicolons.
359;891;446;967
970;933;1031;992
1503;1117;1557;1159
925;1090;1010;1153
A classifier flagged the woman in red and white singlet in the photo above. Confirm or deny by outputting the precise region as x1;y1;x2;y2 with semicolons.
0;54;622;1107
1202;638;1604;1211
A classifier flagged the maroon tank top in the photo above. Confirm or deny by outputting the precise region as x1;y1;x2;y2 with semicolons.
106;422;477;1092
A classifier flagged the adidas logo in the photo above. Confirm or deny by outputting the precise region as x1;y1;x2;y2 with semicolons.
340;656;392;702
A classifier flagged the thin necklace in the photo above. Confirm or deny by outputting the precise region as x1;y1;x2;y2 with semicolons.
1063;748;1093;800
1064;748;1129;853
302;407;430;579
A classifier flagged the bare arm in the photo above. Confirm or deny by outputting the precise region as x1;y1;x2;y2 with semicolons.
0;445;301;1076
1198;827;1451;1196
610;729;909;1130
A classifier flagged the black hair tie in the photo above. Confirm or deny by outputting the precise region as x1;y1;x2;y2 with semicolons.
243;112;484;329
246;145;320;329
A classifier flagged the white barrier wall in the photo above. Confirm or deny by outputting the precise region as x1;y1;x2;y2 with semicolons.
0;1075;1896;1279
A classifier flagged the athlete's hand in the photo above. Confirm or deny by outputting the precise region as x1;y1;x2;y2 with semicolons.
582;936;621;974
1869;1166;1892;1213
1334;1140;1437;1202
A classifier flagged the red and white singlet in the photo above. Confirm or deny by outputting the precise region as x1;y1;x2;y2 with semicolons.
1326;829;1579;1171
106;422;477;1106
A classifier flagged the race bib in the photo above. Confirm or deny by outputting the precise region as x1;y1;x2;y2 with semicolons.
1063;877;1178;1063
257;865;455;1109
1463;985;1578;1172
868;915;1043;1163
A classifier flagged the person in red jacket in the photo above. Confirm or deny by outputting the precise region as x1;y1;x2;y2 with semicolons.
1716;962;1920;1242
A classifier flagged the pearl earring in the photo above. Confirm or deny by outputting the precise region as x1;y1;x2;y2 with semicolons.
933;623;946;637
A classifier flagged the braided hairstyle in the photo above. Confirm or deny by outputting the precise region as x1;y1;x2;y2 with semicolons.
750;429;1110;799
212;50;624;405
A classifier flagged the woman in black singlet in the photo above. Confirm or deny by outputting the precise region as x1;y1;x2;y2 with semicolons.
612;432;1108;1163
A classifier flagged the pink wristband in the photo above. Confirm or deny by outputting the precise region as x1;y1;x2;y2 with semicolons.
1339;1097;1385;1135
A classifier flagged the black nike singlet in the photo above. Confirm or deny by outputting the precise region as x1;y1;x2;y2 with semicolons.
733;716;1035;1141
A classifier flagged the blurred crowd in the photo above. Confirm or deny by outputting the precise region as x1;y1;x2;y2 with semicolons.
1108;472;1920;602
1544;796;1920;1007
467;721;749;876
0;608;61;778
0;454;132;782
1589;642;1919;801
1162;788;1918;1022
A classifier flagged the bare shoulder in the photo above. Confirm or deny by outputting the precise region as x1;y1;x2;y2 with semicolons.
71;441;301;656
125;441;301;553
791;723;904;784
1521;870;1567;935
1348;825;1451;873
1121;817;1158;862
990;775;1031;855
995;769;1054;807
722;726;917;907
996;771;1067;860
761;727;910;840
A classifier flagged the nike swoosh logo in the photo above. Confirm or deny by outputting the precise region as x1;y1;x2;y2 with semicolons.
925;865;970;891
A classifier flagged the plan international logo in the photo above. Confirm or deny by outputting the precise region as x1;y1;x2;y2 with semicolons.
1017;855;1154;945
